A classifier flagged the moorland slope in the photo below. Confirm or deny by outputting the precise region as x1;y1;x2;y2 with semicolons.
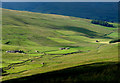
1;9;119;82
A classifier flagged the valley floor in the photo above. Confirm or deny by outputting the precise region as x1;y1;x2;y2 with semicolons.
1;42;119;82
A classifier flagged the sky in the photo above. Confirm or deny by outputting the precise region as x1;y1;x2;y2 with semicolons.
1;0;119;2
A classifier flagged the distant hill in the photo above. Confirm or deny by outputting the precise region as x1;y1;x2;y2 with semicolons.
2;2;118;22
2;8;118;47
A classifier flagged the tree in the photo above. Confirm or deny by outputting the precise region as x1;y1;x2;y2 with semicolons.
91;20;114;27
109;39;120;43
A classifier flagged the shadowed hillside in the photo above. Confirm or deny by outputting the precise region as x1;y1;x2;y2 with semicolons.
2;62;120;83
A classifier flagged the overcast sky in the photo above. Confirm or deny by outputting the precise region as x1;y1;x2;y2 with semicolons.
1;0;119;2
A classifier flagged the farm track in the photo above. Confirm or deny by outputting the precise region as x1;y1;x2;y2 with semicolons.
1;50;88;76
2;44;105;74
2;55;44;71
3;59;32;70
3;50;90;67
1;55;45;76
1;43;115;76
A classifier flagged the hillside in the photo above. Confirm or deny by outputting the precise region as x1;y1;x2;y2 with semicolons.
2;2;118;22
2;9;118;46
1;9;119;82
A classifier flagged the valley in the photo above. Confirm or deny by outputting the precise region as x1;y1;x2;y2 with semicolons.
1;8;119;82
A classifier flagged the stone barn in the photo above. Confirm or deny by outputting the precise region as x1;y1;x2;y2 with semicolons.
6;50;24;53
35;50;39;53
66;47;70;50
59;48;65;50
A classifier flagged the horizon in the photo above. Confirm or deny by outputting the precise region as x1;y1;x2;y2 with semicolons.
1;0;119;2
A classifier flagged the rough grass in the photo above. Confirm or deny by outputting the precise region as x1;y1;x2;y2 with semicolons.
1;9;119;82
2;9;118;47
2;62;119;83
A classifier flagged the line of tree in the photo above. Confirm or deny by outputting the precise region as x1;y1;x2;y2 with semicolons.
109;38;120;43
91;20;114;27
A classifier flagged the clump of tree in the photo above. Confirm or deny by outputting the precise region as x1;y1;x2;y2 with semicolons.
4;41;11;45
109;38;120;43
91;20;114;27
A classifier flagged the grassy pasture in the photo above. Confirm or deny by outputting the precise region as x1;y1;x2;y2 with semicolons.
1;9;119;82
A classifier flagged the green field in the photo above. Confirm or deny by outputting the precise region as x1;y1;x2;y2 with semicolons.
1;9;119;82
